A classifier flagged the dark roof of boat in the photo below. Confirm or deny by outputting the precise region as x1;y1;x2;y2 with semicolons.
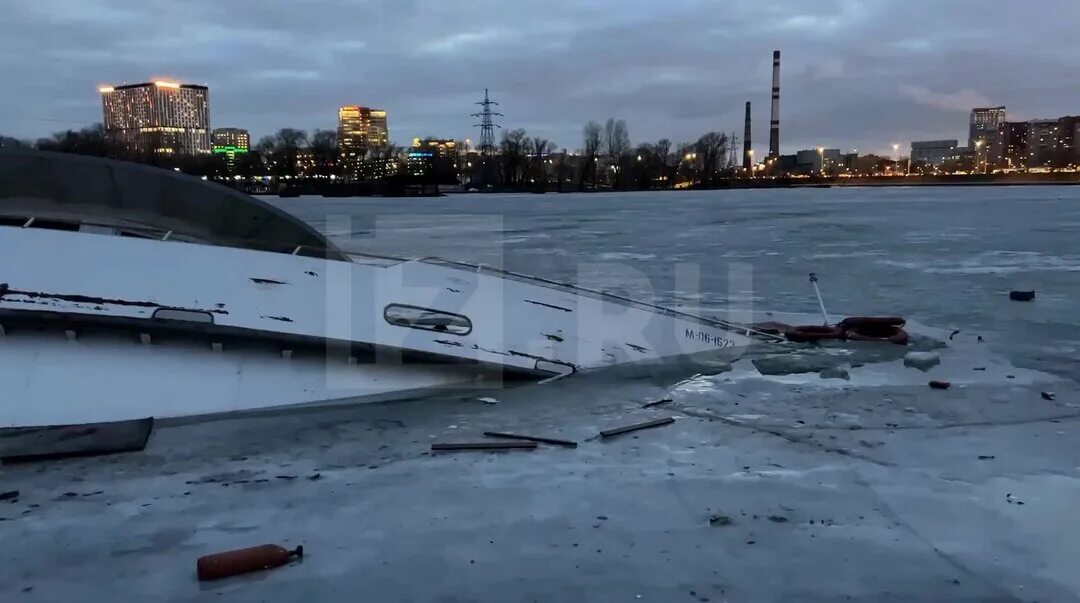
0;149;346;260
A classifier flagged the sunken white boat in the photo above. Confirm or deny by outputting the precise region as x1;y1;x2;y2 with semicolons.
0;150;769;428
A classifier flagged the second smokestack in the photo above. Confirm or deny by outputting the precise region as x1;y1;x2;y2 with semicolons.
743;101;752;170
769;50;780;158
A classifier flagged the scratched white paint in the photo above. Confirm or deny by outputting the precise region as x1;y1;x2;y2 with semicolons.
0;227;754;426
0;331;493;427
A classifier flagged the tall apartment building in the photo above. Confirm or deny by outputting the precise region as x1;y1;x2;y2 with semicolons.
338;105;390;180
969;106;1006;165
100;80;210;156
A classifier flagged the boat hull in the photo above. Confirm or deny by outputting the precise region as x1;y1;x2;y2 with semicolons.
0;227;758;427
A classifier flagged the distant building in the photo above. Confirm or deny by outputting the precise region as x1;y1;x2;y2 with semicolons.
211;128;249;171
338;105;390;180
1027;119;1063;168
793;148;840;174
969;106;1006;165
212;128;249;152
295;148;316;178
999;122;1030;169
408;138;460;182
100;81;210;156
910;140;959;166
1055;116;1080;165
0;136;26;149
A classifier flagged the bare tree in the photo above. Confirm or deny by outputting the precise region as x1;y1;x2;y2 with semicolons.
309;129;338;178
603;118;631;188
654;138;673;188
35;123;117;158
530;136;553;191
499;129;529;187
580;121;602;190
694;132;728;187
676;142;697;186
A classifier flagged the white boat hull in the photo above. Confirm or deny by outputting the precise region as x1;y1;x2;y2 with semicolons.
0;227;758;427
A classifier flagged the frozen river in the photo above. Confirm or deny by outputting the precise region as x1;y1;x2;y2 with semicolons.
4;186;1080;602
279;185;1080;381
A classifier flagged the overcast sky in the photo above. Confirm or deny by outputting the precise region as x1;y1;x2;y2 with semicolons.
2;0;1079;155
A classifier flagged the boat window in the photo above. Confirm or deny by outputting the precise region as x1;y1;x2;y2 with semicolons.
152;308;215;324
384;304;471;335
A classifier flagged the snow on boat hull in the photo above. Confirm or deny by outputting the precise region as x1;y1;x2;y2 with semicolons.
0;226;757;427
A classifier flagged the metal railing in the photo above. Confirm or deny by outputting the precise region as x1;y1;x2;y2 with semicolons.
416;257;787;342
3;219;786;342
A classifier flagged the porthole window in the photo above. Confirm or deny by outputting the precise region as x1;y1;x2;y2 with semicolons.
384;304;471;336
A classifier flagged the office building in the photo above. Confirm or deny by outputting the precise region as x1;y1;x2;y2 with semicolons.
999;122;1030;169
910;140;959;166
211;127;249;171
295;148;317;178
969;106;1006;165
338;105;390;180
100;80;210;156
212;128;249;152
408;138;460;181
794;148;840;174
1027;119;1063;168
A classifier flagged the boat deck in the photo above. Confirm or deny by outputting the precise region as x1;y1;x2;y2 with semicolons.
3;324;1079;602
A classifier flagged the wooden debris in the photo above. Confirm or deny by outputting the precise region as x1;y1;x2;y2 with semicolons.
431;441;537;452
642;398;673;408
928;380;951;390
483;431;577;448
599;417;676;439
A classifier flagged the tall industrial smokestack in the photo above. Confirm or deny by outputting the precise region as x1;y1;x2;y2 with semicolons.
769;50;780;158
743;101;752;170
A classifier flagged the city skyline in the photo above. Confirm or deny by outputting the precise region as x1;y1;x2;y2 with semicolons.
3;1;1080;154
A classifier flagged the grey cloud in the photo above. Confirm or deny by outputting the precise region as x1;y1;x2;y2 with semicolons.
2;0;1079;155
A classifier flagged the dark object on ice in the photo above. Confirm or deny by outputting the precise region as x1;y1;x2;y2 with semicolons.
1009;290;1035;302
306;473;322;481
819;367;850;380
1041;392;1056;401
751;321;792;335
431;441;537;451
483;431;578;448
642;398;673;409
197;544;303;581
978;455;995;460
949;329;961;340
841;317;909;345
709;514;734;526
0;417;153;463
785;325;845;343
599;417;676;439
767;515;789;523
929;380;951;390
839;316;906;330
0;490;18;501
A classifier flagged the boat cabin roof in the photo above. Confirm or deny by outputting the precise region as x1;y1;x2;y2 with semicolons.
0;149;346;260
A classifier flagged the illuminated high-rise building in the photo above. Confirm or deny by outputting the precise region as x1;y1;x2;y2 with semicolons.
99;81;210;156
969;106;1006;165
338;105;390;180
212;127;249;152
212;128;249;172
369;109;389;146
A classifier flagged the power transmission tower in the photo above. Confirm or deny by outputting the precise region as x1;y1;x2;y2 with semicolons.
471;88;502;156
